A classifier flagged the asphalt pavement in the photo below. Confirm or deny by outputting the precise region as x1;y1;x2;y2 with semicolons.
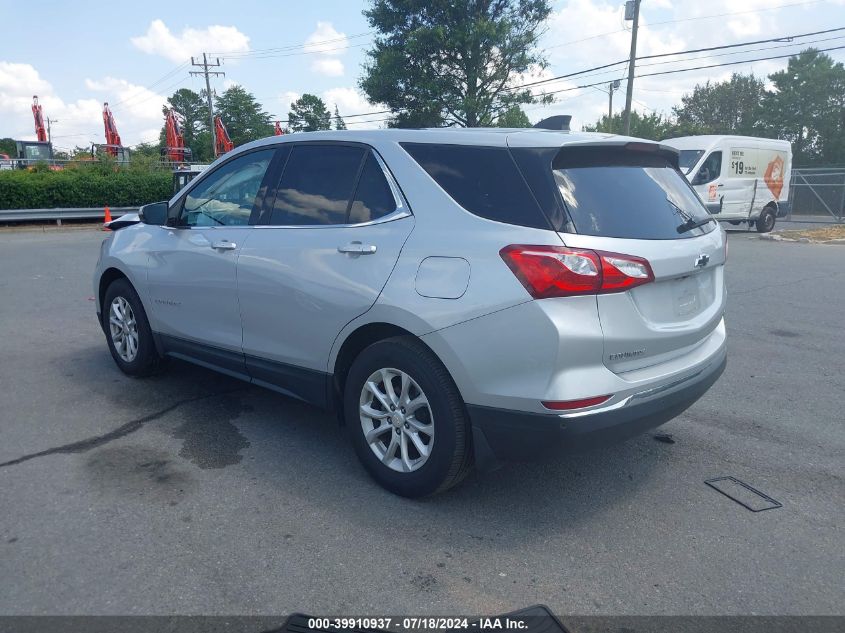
0;227;843;616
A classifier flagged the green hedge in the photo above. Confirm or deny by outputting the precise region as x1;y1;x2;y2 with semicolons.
0;166;172;210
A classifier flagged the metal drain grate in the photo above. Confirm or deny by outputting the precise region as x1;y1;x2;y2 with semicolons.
705;476;782;512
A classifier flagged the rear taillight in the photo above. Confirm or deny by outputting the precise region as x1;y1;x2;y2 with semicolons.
500;244;654;299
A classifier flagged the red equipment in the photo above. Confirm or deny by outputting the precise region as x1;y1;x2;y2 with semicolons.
32;96;47;142
101;103;122;157
163;108;192;163
214;115;234;155
274;121;284;136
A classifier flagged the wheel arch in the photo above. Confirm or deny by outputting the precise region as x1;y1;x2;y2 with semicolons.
330;321;459;424
98;267;130;319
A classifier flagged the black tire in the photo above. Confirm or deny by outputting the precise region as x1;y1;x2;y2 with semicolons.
344;337;473;497
756;206;776;233
102;278;163;377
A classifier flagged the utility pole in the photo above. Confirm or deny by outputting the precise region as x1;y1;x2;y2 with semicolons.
623;0;641;136
607;80;620;133
46;117;57;144
190;53;225;158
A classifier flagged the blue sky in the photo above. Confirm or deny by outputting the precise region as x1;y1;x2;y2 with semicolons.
2;0;844;150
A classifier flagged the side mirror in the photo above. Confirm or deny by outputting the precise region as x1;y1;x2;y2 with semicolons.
138;201;168;226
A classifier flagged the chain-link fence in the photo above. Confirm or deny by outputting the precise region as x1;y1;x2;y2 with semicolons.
788;167;845;222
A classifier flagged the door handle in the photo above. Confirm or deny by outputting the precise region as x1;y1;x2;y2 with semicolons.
211;240;237;250
338;242;377;255
717;183;724;187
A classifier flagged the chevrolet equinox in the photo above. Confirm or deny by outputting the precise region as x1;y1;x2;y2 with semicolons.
94;128;727;497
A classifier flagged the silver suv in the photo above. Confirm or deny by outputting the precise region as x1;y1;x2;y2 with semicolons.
94;128;727;497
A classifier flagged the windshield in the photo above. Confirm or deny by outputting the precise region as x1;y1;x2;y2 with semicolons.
678;149;705;174
24;144;51;161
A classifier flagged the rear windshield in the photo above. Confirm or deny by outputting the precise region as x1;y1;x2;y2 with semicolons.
550;147;715;240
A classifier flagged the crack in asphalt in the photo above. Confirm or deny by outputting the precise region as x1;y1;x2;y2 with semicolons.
0;389;245;469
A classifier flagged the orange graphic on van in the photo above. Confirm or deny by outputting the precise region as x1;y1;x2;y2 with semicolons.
764;155;785;199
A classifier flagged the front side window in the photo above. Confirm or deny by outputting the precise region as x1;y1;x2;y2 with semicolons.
181;149;274;226
269;145;365;226
691;151;722;185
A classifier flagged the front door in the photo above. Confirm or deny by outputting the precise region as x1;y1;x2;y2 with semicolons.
236;144;414;403
146;148;276;371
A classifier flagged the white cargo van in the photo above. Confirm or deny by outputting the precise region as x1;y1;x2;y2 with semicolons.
663;135;792;232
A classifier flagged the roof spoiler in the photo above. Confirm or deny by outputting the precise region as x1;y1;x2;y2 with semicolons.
533;115;571;131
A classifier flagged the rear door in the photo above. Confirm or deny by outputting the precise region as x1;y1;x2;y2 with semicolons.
721;145;758;218
513;143;726;375
237;143;413;401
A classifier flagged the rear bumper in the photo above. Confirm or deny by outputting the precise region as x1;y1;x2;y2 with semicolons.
467;348;726;469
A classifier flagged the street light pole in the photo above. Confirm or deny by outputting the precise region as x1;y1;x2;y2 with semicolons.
607;80;620;133
623;0;641;136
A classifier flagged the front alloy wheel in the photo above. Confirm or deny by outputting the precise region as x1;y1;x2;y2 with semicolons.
109;296;139;362
102;277;163;377
359;368;435;473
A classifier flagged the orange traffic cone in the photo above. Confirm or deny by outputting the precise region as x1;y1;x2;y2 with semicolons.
102;205;112;230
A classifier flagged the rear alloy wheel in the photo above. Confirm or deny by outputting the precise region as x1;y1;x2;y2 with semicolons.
344;337;472;497
103;278;163;377
359;368;435;473
756;206;776;233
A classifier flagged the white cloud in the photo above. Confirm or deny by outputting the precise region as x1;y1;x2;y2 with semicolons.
304;22;349;55
304;21;349;77
312;58;345;77
0;61;167;148
131;19;250;63
85;76;165;122
322;87;382;129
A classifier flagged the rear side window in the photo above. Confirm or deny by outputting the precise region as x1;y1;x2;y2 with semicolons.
401;143;549;229
349;152;397;223
269;144;365;226
551;147;714;240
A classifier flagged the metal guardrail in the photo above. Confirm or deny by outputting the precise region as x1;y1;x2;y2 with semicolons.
0;206;137;223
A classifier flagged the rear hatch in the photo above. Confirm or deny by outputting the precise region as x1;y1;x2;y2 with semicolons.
511;141;726;374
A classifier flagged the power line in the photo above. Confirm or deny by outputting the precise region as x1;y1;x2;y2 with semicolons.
222;41;370;61
536;43;845;100
512;26;845;92
216;31;373;58
274;32;845;129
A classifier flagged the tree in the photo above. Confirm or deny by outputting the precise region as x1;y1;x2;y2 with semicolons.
131;142;161;159
158;88;211;162
215;85;274;147
672;73;765;137
496;105;531;127
334;105;347;130
360;0;552;128
759;49;845;166
583;110;671;140
288;94;332;132
0;137;15;157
